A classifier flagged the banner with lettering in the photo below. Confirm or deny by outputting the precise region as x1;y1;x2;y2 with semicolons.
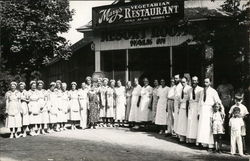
92;0;184;28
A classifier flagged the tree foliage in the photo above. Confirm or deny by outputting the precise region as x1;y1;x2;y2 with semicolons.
0;0;74;74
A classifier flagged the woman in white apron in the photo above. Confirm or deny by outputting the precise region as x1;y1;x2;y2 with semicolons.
69;82;80;130
78;82;89;129
115;80;126;127
61;82;69;130
19;82;29;137
155;79;169;134
5;82;22;138
47;82;58;133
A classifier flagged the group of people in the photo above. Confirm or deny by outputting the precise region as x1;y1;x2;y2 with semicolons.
4;74;249;156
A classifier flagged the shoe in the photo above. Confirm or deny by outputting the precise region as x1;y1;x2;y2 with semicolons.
9;134;14;139
23;133;27;138
15;133;22;138
41;130;46;135
30;132;35;136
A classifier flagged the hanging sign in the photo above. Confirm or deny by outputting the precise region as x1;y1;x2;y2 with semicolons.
92;0;184;28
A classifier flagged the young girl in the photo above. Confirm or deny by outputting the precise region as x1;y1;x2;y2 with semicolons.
211;102;224;153
229;107;244;156
5;82;22;138
19;82;30;137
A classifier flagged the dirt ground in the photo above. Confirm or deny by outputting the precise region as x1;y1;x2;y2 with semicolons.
0;127;249;161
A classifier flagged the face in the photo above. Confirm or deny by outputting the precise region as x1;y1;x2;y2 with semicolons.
37;83;43;90
72;84;76;90
81;83;86;89
174;75;180;85
154;80;159;87
87;79;91;85
10;84;16;91
50;85;55;91
103;80;108;86
134;78;139;86
204;78;210;87
110;82;115;87
56;83;61;89
235;98;242;105
117;81;122;87
181;78;187;86
191;77;198;87
143;78;149;86
213;104;220;112
160;79;165;86
19;84;25;91
62;84;67;91
127;81;131;87
31;83;36;90
97;80;102;86
233;110;240;117
170;79;175;86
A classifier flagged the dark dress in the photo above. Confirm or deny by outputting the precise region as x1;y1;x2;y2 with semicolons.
88;90;99;124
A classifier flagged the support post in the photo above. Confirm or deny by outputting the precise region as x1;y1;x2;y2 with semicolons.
125;49;129;82
95;50;101;72
170;46;173;78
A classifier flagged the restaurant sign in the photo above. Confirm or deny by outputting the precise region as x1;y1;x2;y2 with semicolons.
92;0;184;28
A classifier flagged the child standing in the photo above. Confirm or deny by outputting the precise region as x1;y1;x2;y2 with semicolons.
211;102;224;153
229;94;249;155
229;107;244;156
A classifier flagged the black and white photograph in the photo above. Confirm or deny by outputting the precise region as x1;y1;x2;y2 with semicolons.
0;0;250;161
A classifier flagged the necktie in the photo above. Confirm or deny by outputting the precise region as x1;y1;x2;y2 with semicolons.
192;87;196;100
203;88;206;102
181;86;184;99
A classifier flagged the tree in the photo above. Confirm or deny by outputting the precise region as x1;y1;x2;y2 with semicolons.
0;0;74;83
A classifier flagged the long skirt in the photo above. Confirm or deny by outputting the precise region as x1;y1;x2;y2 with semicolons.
155;97;168;125
151;96;158;122
29;101;41;124
41;109;50;124
79;99;88;128
166;100;174;127
197;105;214;146
49;113;57;124
21;102;29;126
125;96;132;120
129;96;139;122
138;96;151;122
176;102;188;136
186;102;199;139
106;105;114;118
6;113;22;128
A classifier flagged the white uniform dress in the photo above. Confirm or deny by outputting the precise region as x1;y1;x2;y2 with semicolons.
166;86;175;133
186;86;203;140
55;89;64;123
47;90;58;124
173;83;183;133
20;90;29;126
61;90;69;122
99;86;109;118
28;90;41;124
106;87;115;118
78;88;89;129
155;86;169;125
69;90;80;121
138;85;153;122
5;90;22;128
197;87;223;148
128;85;141;122
37;89;48;124
176;85;191;137
115;86;126;121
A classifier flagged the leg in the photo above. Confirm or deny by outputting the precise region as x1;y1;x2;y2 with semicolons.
242;136;246;154
237;135;244;155
213;134;218;151
9;128;14;138
218;134;222;152
231;132;236;155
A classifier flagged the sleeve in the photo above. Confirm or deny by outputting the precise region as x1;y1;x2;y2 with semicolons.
240;119;244;127
228;105;234;114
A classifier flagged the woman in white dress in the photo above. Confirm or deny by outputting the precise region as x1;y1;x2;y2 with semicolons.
151;79;159;123
55;80;63;131
47;82;57;133
115;80;126;127
138;78;153;124
37;80;48;135
107;79;116;126
99;78;109;127
28;81;40;136
69;82;80;130
128;78;141;126
125;81;133;122
78;82;89;129
155;79;169;134
5;82;22;138
19;82;29;137
61;83;69;130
